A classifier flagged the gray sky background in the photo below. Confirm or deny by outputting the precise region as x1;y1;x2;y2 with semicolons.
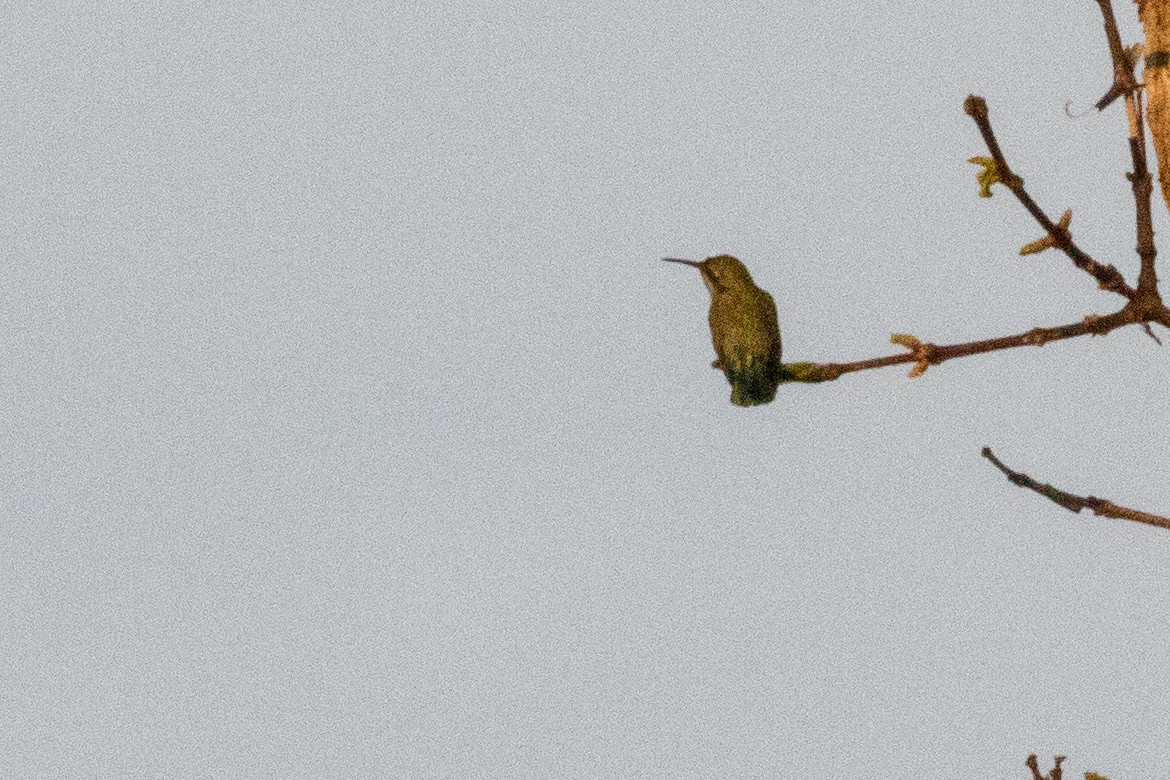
5;2;1170;778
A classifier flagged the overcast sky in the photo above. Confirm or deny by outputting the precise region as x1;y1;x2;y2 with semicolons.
5;2;1169;778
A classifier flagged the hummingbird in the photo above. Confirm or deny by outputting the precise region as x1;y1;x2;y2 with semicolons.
664;254;783;407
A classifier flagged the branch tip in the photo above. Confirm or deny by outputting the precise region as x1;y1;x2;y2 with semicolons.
963;94;988;120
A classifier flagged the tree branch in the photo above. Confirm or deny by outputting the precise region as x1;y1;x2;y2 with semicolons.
1094;0;1140;111
779;309;1136;383
983;448;1170;530
964;95;1137;299
1095;0;1162;302
1026;754;1066;780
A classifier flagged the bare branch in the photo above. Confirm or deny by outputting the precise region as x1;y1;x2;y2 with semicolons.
1095;0;1162;301
964;95;1137;299
1094;0;1140;110
1025;754;1067;780
982;448;1170;530
780;309;1137;383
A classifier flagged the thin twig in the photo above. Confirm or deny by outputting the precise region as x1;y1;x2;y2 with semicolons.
964;95;1137;299
983;448;1170;530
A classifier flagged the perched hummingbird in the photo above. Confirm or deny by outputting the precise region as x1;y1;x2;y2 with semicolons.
664;255;783;407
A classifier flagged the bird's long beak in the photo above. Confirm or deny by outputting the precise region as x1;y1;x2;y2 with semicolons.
663;257;702;268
